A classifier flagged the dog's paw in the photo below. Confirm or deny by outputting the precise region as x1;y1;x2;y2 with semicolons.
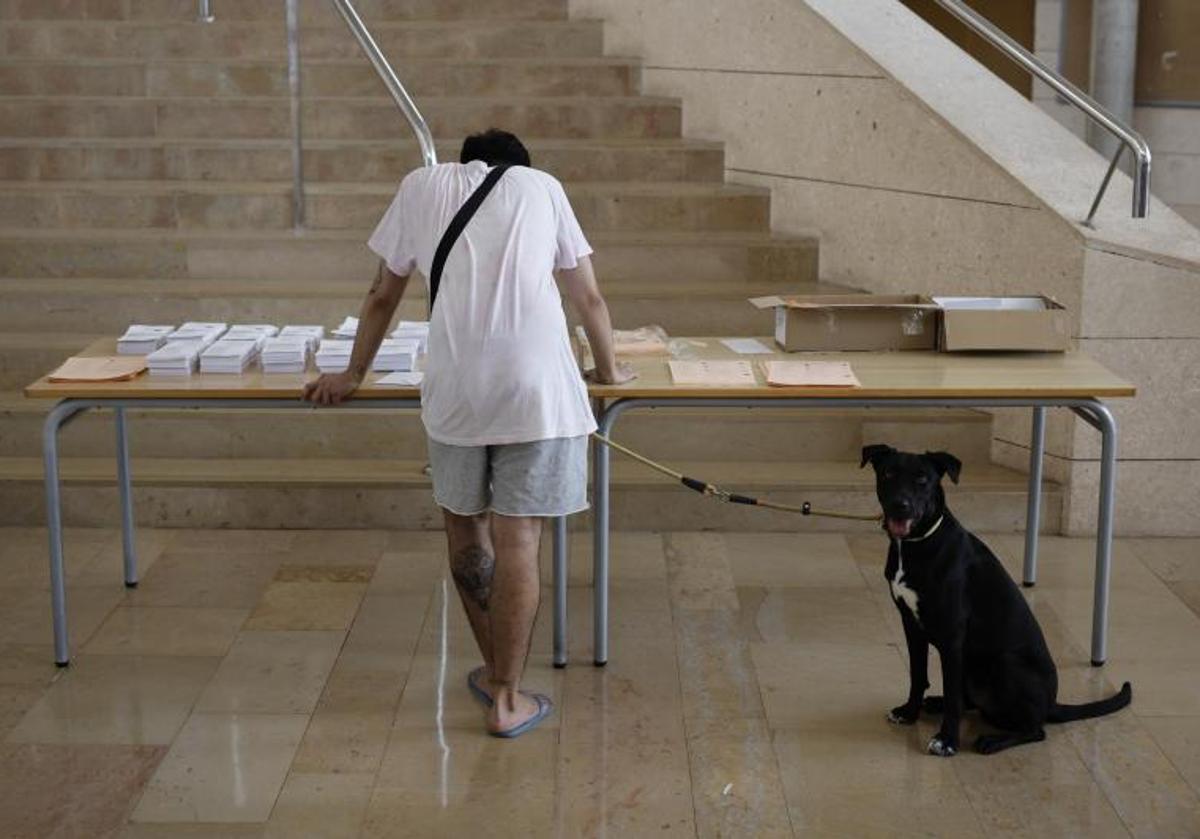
887;704;919;725
927;735;958;757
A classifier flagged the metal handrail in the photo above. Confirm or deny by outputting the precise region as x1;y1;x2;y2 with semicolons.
195;1;436;169
330;0;438;167
931;0;1150;224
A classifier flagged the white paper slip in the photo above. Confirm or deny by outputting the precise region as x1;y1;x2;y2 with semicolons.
117;324;174;355
667;360;756;387
390;320;430;352
167;322;227;347
375;371;424;387
372;337;421;372
199;338;259;373
279;325;325;351
314;339;353;372
332;316;359;338
720;337;773;355
763;360;861;388
225;324;278;343
147;340;204;376
261;336;311;373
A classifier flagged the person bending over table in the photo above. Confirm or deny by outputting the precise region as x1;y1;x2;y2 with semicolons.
304;129;634;738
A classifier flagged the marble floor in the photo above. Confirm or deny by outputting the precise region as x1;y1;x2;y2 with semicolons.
1;525;1199;838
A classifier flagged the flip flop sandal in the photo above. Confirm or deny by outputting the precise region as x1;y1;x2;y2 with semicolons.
467;666;494;708
490;693;554;739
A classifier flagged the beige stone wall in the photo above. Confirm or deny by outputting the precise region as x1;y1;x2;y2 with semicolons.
569;0;1200;535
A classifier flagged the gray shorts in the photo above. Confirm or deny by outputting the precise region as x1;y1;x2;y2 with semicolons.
427;435;589;518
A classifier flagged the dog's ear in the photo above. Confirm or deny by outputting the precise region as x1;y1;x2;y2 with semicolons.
925;451;962;484
860;444;894;470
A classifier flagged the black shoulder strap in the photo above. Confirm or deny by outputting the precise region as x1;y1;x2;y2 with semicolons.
429;164;511;310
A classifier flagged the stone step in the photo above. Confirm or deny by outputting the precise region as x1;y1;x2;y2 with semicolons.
0;391;995;462
0;331;98;390
0;0;569;23
0;180;770;233
0;274;824;335
0;228;821;284
0;19;604;61
0;94;682;141
0;137;726;184
0;456;1058;532
0;56;641;98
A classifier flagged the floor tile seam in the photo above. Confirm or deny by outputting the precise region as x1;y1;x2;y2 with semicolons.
1060;720;1169;839
116;742;173;838
7;648;226;746
673;611;703;838
660;532;704;837
1050;581;1200;829
365;576;440;805
1141;720;1200;801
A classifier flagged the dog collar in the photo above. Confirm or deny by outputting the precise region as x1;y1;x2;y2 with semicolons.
901;515;944;543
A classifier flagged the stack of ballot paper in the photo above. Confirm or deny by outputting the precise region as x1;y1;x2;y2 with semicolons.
390;321;430;353
147;341;204;376
117;325;173;355
260;336;311;373
166;322;226;347
199;338;260;374
279;325;324;351
222;325;278;350
372;338;420;371
314;339;353;372
332;316;358;338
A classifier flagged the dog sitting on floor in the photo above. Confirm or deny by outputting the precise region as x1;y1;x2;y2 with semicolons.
860;444;1132;756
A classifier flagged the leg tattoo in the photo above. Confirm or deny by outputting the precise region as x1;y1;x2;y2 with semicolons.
451;545;495;611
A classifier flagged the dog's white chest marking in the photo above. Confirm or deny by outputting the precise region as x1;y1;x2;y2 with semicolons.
890;542;920;620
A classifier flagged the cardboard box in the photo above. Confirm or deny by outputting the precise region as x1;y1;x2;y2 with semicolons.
748;294;939;352
934;296;1069;352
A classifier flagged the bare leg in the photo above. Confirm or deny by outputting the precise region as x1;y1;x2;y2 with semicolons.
486;513;545;732
443;510;496;690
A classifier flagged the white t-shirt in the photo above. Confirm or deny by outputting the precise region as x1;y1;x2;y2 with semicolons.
367;161;598;446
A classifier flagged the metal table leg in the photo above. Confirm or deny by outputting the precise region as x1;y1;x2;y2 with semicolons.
1073;403;1118;666
114;408;139;588
1022;406;1046;587
592;421;611;667
552;515;568;668
42;401;88;667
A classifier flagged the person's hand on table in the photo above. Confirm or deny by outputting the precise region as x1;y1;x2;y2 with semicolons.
585;361;637;386
303;370;362;405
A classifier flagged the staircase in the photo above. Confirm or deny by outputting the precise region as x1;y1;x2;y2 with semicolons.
0;0;1058;531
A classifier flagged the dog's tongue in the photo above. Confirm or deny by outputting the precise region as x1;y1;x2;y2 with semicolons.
886;518;913;538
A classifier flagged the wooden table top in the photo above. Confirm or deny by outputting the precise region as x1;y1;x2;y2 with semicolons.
24;338;1136;401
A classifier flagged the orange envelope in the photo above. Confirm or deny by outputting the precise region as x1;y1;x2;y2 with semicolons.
763;360;861;388
668;360;756;387
48;355;148;383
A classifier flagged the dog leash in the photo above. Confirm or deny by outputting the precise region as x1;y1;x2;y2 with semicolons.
590;433;883;523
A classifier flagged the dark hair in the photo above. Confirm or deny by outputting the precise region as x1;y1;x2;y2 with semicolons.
459;129;531;167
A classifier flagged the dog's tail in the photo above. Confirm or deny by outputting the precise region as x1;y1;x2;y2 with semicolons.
1047;681;1132;723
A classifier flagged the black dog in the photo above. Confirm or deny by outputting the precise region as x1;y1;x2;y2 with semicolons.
861;444;1132;756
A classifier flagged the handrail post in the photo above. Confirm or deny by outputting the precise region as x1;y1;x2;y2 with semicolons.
330;0;438;168
286;0;305;231
1083;145;1124;228
931;0;1150;220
